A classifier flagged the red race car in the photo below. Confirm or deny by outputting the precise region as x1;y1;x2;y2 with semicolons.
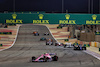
33;31;39;36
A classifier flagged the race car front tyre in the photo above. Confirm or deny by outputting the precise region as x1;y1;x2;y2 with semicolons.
52;56;58;61
32;56;36;62
51;43;53;45
46;43;49;45
82;47;86;50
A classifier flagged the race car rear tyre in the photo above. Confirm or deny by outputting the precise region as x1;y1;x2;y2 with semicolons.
52;56;58;61
51;43;53;45
84;47;86;50
64;45;66;48
77;47;80;50
74;47;77;50
44;57;49;62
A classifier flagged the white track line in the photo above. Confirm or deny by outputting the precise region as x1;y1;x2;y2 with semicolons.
84;50;100;60
0;25;20;51
45;25;58;42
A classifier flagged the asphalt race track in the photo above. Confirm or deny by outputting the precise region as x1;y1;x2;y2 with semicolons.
0;24;100;67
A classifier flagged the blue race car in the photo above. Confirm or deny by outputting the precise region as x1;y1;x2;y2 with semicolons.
73;44;86;50
40;37;46;41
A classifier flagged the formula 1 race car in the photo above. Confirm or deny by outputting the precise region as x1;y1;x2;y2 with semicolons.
57;26;62;29
33;31;39;36
73;44;86;50
64;42;73;48
44;32;49;35
32;53;58;62
57;24;65;29
46;38;53;45
40;37;46;41
55;42;64;46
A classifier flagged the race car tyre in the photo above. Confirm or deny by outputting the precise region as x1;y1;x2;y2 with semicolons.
57;27;62;29
52;56;58;61
46;43;49;45
83;47;86;50
85;47;86;50
44;57;50;62
64;45;66;48
51;43;53;45
82;47;86;50
32;56;36;62
55;44;57;46
77;47;80;50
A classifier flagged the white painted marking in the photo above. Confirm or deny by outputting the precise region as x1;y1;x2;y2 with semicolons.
45;25;58;42
84;50;100;60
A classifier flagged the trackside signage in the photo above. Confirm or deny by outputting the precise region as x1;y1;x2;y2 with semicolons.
6;14;23;24
86;15;100;24
33;14;49;24
0;13;100;24
59;14;76;24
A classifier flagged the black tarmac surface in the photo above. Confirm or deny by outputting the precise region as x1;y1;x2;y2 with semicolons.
0;24;100;67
